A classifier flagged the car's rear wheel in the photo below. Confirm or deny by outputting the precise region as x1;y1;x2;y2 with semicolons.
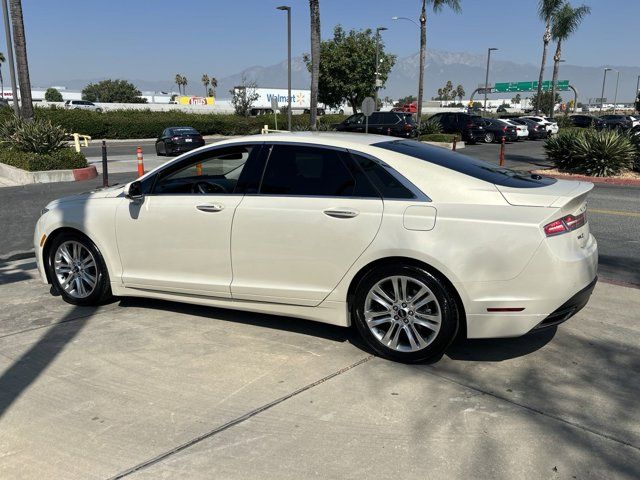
352;265;459;363
47;232;112;306
484;132;495;143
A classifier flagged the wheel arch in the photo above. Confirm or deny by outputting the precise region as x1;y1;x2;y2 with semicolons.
345;256;467;339
42;227;105;285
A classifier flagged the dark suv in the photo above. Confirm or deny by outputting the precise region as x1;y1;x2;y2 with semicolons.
336;112;418;137
427;112;485;143
599;115;634;131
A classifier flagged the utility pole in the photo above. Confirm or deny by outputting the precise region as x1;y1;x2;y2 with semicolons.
373;26;387;109
277;5;292;131
600;68;611;113
483;48;497;114
417;0;426;127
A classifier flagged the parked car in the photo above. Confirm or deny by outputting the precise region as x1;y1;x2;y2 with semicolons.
64;100;102;112
599;115;635;131
522;116;558;136
335;112;418;138
427;112;485;143
34;132;598;363
392;103;418;114
569;114;604;129
510;118;547;140
503;119;529;140
478;118;518;143
155;127;205;156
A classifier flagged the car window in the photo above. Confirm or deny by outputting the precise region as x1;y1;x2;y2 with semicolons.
350;152;416;199
345;114;364;125
260;145;357;197
153;146;253;195
374;139;558;189
369;112;385;123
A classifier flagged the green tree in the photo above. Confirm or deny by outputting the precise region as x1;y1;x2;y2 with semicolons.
230;75;259;116
549;2;590;117
531;91;562;113
209;76;218;97
10;0;34;119
512;93;522;104
82;79;147;103
396;95;416;106
175;74;183;95
44;87;63;102
201;74;209;97
635;91;640;113
535;0;563;114
417;0;462;125
304;25;395;114
309;0;321;130
455;84;465;102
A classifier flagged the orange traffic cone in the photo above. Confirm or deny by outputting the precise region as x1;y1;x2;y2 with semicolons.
136;147;144;177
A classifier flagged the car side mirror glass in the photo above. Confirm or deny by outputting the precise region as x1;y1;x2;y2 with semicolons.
125;181;144;200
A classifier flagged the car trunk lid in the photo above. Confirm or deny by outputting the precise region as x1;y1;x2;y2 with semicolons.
496;179;593;208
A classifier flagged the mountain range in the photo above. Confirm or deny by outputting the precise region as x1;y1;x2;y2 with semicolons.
45;49;640;104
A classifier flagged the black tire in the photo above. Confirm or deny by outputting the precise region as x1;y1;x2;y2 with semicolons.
351;264;459;363
483;132;495;143
155;142;164;156
46;231;113;306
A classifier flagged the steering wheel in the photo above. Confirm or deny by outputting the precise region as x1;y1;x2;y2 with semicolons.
192;181;227;194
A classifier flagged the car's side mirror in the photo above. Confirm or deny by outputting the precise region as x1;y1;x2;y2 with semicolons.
125;181;144;201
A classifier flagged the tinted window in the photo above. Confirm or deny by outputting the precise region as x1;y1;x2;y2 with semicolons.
370;113;385;123
345;114;364;125
170;127;199;135
351;153;416;199
260;145;356;197
373;140;557;188
153;146;253;195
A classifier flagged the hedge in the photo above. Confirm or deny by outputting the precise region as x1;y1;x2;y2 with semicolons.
0;147;88;171
420;133;459;143
0;107;346;139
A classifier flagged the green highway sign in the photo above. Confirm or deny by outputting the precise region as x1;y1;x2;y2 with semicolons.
494;80;569;92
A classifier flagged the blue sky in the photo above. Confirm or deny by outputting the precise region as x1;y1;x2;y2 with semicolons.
4;0;638;86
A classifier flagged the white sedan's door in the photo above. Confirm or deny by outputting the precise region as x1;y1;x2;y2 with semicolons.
231;144;383;306
115;144;257;297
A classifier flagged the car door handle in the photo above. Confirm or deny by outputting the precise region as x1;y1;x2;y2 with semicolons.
323;209;359;219
196;204;224;213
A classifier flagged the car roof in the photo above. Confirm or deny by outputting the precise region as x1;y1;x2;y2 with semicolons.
211;131;397;149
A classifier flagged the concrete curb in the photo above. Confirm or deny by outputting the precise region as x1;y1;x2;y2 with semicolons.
532;169;640;187
422;141;466;150
0;162;97;185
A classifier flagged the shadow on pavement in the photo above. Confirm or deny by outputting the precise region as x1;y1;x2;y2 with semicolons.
0;261;36;286
598;253;640;286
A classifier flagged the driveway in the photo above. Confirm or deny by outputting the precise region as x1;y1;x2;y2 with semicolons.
0;258;638;479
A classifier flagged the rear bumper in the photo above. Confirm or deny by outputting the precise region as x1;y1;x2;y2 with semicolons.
532;276;597;330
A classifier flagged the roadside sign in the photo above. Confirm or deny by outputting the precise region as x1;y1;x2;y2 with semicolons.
494;80;570;93
362;96;376;134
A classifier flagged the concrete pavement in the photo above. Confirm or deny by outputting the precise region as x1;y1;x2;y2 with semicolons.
0;258;638;479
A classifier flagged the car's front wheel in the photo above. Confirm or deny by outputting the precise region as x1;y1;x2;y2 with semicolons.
352;265;459;363
47;232;113;306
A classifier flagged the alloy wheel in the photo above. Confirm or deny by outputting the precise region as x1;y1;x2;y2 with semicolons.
364;275;442;352
54;240;98;299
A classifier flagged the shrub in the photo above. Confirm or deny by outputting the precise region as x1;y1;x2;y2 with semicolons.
420;133;459;143
0;147;87;171
82;79;147;103
555;114;573;128
0;115;68;154
419;118;443;136
545;129;635;177
0;108;347;139
628;131;640;172
44;87;63;102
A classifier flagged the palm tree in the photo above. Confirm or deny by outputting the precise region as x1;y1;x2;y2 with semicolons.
182;75;188;95
0;52;5;97
9;0;33;119
209;76;218;97
535;0;563;114
417;0;462;126
175;74;182;95
456;84;465;103
309;0;321;131
201;74;209;97
549;3;590;117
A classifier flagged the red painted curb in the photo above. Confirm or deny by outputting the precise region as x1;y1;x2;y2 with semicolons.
532;170;640;187
72;165;98;182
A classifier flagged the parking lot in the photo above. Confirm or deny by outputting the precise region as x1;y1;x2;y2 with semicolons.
0;256;639;479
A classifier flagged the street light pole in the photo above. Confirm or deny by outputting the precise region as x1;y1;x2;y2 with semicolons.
483;48;497;115
374;27;387;109
277;5;292;131
600;68;611;113
612;70;620;114
1;0;19;116
392;16;420;121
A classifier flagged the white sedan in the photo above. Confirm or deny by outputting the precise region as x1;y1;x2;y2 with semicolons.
502;119;529;140
34;133;598;363
523;116;559;135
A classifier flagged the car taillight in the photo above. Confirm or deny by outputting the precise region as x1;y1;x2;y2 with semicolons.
171;136;180;141
466;123;474;128
502;126;507;132
403;123;413;131
543;212;587;237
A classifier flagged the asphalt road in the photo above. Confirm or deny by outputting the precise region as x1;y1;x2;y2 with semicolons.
0;140;638;286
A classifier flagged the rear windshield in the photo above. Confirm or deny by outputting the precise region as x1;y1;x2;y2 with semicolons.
170;127;199;135
373;140;557;188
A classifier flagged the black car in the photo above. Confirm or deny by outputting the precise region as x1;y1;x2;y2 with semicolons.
599;115;634;131
427;112;485;143
156;127;205;156
510;118;547;140
569;114;604;129
477;117;518;143
335;112;418;137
